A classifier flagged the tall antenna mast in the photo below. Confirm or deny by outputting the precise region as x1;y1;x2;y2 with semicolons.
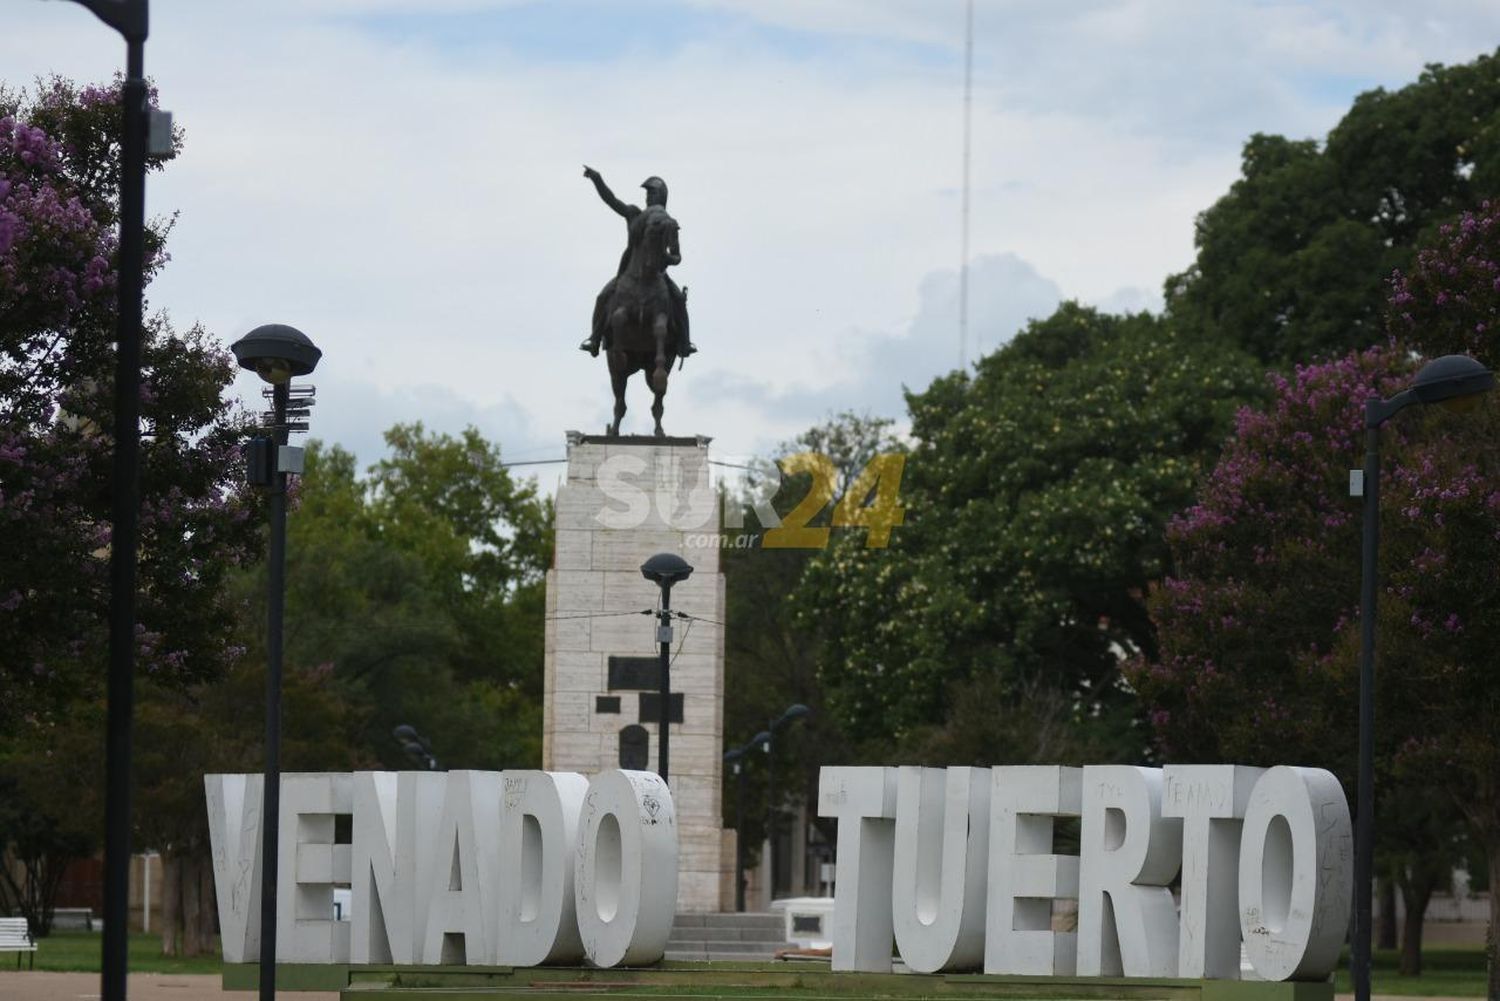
959;0;974;370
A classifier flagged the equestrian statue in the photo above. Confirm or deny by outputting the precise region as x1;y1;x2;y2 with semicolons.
580;165;695;437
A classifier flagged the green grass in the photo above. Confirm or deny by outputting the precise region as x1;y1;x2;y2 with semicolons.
1331;946;1491;997
22;935;1492;997
31;929;223;975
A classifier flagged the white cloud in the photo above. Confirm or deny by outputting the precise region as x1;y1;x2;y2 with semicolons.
9;1;1500;475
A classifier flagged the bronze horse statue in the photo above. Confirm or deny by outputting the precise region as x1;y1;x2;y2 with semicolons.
596;205;685;436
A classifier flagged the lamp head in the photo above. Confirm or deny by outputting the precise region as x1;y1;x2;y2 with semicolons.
1409;354;1494;409
640;551;694;587
772;703;812;730
750;730;771;749
231;324;321;386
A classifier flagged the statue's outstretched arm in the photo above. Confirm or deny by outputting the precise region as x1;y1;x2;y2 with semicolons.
582;164;630;218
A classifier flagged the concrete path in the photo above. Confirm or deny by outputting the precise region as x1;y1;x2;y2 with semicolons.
0;970;338;1000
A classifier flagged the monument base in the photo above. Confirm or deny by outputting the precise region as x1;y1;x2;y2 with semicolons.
542;433;729;911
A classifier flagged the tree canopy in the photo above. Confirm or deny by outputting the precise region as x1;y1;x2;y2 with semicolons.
1167;50;1500;365
794;305;1263;762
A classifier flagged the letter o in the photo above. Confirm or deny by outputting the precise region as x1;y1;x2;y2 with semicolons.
1238;767;1351;981
573;770;678;967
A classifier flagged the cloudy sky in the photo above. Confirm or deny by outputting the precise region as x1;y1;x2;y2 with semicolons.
9;1;1500;486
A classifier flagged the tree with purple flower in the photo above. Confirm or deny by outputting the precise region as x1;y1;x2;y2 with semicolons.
0;77;260;935
1135;205;1500;986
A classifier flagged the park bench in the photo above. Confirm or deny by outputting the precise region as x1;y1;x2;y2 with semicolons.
0;916;36;969
51;907;94;931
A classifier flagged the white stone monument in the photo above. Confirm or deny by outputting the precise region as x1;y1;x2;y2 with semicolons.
542;433;728;912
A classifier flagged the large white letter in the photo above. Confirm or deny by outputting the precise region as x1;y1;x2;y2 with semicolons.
817;766;897;972
985;766;1081;976
1238;766;1351;981
350;771;445;964
276;773;353;963
1077;766;1181;977
498;771;589;965
891;766;989;973
1162;765;1263;979
205;773;263;964
422;770;503;965
573;770;678;968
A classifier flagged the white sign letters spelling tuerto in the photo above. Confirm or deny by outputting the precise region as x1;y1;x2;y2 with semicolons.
817;764;1352;981
207;762;1349;979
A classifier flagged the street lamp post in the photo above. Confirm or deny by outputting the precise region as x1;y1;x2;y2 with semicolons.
723;730;770;913
1351;354;1492;1001
393;724;439;770
640;552;693;782
50;3;156;998
231;324;321;1001
763;703;810;906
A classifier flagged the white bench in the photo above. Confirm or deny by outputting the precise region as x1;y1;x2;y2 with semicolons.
0;917;36;969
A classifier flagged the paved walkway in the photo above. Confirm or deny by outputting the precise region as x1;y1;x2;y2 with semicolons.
0;973;1478;1001
0;971;338;1000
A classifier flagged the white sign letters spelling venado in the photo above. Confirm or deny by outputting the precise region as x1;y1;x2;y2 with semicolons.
207;763;1349;979
205;769;677;969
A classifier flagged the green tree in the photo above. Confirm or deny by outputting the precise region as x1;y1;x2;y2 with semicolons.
795;304;1263;763
1168;50;1500;365
1;78;258;938
721;412;895;883
269;427;550;772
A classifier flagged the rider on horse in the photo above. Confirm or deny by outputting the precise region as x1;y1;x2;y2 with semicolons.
580;166;695;359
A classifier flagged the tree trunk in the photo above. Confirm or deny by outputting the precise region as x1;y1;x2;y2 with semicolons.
182;854;204;957
1378;873;1398;950
1397;867;1433;977
196;855;217;952
159;853;180;957
1488;839;1500;1001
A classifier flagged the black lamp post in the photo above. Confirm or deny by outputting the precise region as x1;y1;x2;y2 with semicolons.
1352;354;1493;1001
724;730;770;912
640;552;693;782
764;703;811;905
50;3;152;998
231;324;321;1001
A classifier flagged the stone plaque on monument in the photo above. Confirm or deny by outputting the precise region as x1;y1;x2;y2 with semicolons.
542;433;727;912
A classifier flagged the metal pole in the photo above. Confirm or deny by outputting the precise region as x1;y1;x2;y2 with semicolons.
102;31;148;1001
142;854;151;934
734;762;746;913
657;586;671;783
1353;417;1380;1001
259;383;290;1001
958;0;973;369
766;736;775;907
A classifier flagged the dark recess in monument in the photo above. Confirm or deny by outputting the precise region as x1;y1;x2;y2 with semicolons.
607;655;660;691
619;724;650;769
595;695;621;714
637;692;684;724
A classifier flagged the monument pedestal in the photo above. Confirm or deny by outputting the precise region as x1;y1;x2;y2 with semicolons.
543;433;728;912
